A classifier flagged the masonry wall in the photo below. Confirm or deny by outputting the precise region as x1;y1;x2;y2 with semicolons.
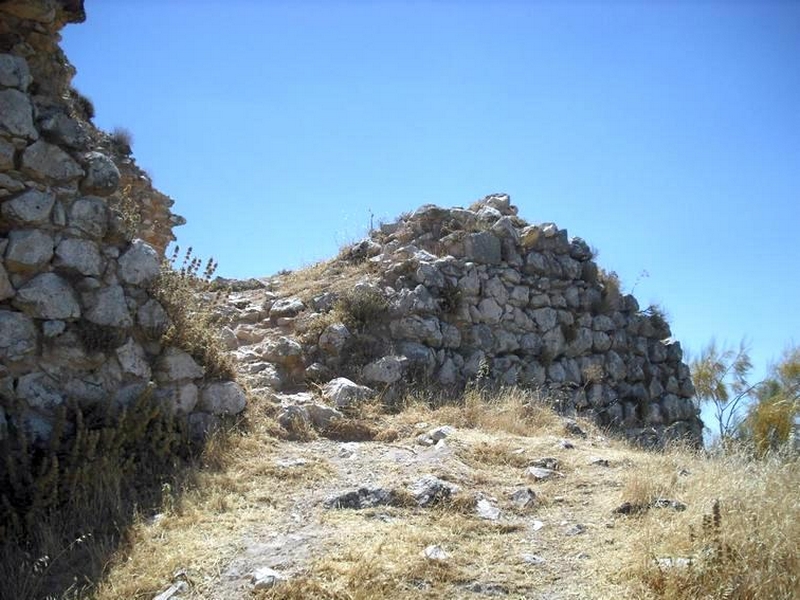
0;0;244;444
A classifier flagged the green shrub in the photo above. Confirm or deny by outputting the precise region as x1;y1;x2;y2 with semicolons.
0;391;191;599
334;286;389;333
150;246;235;381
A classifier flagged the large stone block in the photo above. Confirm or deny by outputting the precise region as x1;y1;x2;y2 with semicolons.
463;231;501;265
69;196;108;238
4;229;54;271
21;140;84;182
0;54;32;90
1;188;55;224
83;284;132;327
118;238;160;285
80;151;120;196
54;237;103;275
198;381;246;415
0;89;37;139
14;273;80;319
0;310;37;361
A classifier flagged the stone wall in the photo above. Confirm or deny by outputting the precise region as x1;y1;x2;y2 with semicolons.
223;194;703;447
0;0;244;444
364;196;702;445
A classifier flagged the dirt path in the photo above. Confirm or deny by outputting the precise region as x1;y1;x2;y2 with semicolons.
199;425;636;599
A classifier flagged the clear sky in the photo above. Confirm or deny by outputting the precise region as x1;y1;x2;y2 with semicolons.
62;1;799;420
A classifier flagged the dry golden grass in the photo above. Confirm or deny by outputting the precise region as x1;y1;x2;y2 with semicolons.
15;388;796;600
269;260;375;303
610;446;800;600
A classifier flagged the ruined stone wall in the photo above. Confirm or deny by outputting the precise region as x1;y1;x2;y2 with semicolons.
0;0;244;443
360;195;702;445
226;194;702;447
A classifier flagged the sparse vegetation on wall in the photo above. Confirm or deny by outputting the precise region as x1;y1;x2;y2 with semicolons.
151;247;235;381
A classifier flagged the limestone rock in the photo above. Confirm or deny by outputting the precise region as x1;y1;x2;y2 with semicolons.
55;237;102;275
511;488;536;509
1;188;54;224
37;110;89;149
137;299;170;335
0;310;37;361
0;54;32;90
324;487;394;510
21;140;84;182
250;567;286;591
156;348;204;382
409;475;460;507
464;231;501;265
16;372;63;410
0;263;13;302
199;381;247;415
422;545;448;561
525;466;558;481
0;88;37;139
119;239;160;285
323;377;375;408
362;355;406;384
69;196;108;239
116;338;151;379
318;322;350;355
476;498;501;521
269;297;305;318
80;151;120;196
83;285;132;327
4;229;54;271
14;273;80;319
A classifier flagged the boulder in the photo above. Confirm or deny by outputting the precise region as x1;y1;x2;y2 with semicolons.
69;196;108;239
83;285;132;327
318;323;350;356
0;54;32;90
198;381;247;415
118;238;160;285
1;189;54;224
21;140;84;182
14;273;80;319
4;229;54;271
54;237;103;275
0;263;14;300
463;231;501;265
156;347;204;382
362;355;406;384
322;377;375;408
0;310;37;361
80;151;120;196
0;88;37;139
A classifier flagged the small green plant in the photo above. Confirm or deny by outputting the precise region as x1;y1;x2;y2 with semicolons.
334;286;388;333
0;390;191;599
150;246;235;380
643;303;670;334
113;183;144;240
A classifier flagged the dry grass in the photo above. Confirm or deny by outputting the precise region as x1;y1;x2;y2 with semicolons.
391;387;566;439
13;388;796;599
611;446;800;600
269;260;374;304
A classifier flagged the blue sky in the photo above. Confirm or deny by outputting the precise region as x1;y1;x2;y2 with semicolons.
62;1;799;419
